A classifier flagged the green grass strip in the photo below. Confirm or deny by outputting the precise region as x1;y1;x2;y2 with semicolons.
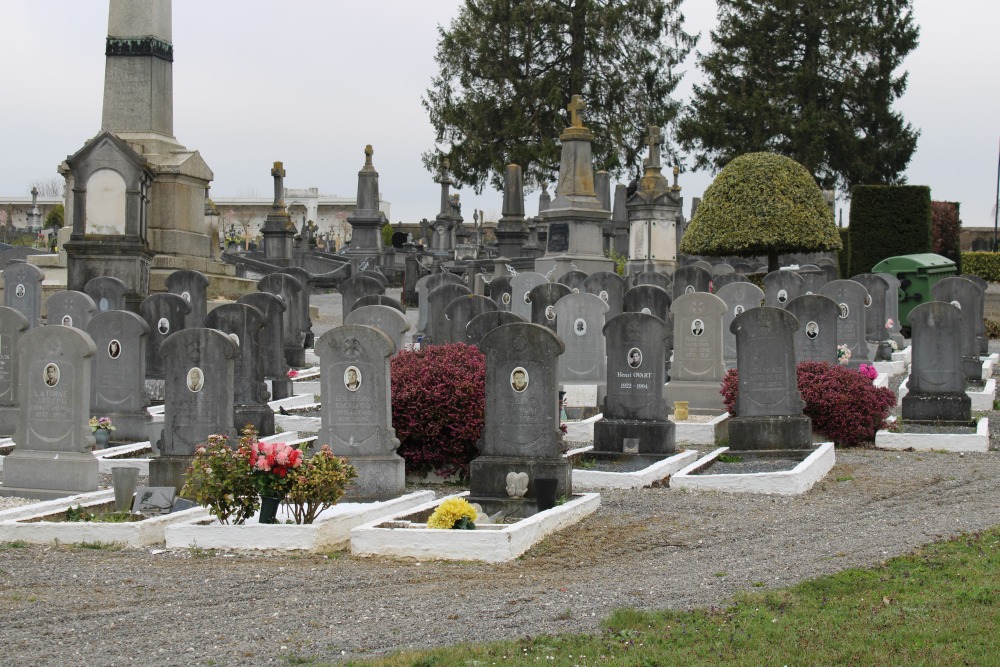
342;527;1000;666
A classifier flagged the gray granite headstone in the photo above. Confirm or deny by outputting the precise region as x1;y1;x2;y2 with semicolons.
357;269;389;290
961;274;989;356
510;272;549;321
469;322;571;507
1;325;98;497
931;276;983;381
594;312;674;454
623;285;672;321
86;310;152;442
818;279;871;366
797;266;828;294
711;273;751;292
84;275;129;314
876;272;906;347
316;324;403;500
151;328;239;492
276;267;315;350
728;307;811;450
584;271;627;319
237;292;291;399
633;271;672;292
465;311;525;347
339;275;386;324
786;294;839;365
712;263;735;276
46;290;97;330
529;283;572;333
3;262;44;329
671;264;712;301
346;305;411;355
556;270;588;293
417;271;464;332
444;294;498;343
852;273;891;343
666;292;728;414
165;270;210;329
425;283;472;344
351;294;405;315
815;259;839;283
0;307;29;435
204;303;274;437
487;276;513;312
257;273;305;368
902;301;971;423
140;293;191;382
716;282;765;369
764;270;805;309
555;292;609;385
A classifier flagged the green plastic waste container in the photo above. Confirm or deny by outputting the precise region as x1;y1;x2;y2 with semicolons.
871;253;957;328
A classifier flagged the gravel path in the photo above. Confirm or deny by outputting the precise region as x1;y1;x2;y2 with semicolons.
1;295;999;666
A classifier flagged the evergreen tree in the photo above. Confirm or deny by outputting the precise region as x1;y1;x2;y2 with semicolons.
676;0;919;193
423;0;695;193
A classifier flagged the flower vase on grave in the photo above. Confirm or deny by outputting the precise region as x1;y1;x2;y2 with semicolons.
875;341;893;362
258;494;282;524
94;429;111;449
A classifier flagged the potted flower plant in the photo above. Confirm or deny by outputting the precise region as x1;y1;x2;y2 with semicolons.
249;439;304;523
89;416;115;448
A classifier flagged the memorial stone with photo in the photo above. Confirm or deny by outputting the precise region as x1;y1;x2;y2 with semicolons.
763;269;805;309
84;275;129;314
237;291;292;400
666;292;728;414
528;282;572;333
818;279;871;367
716;282;765;369
3;262;45;329
86;310;152;442
465;311;525;347
164;269;210;329
509;272;549;322
346;305;412;357
46;290;97;330
785;294;839;365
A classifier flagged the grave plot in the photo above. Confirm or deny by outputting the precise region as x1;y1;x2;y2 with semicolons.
566;445;698;490
670;443;835;495
875;416;990;453
350;491;601;563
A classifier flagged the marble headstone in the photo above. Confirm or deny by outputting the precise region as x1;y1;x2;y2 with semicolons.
528;282;572;333
3;262;44;328
346;305;412;356
257;273;305;368
902;301;971;423
764;270;805;309
46;290;97;330
716;282;765;369
961;274;989;355
666;292;728;414
417;271;464;332
351;294;405;315
510;272;549;321
140;293;191;382
86;310;152;442
487;276;513;312
0;307;29;435
671;264;712;301
165;269;210;330
818;279;871;366
465;311;525;346
276;267;315;349
852;273;891;343
555;292;609;385
425;283;472;344
444;294;498;343
237;292;291;400
84;275;129;314
556;270;588;293
786;294;839;365
633;271;672;292
931;276;983;381
339;275;386;324
876;272;906;347
583;271;626;319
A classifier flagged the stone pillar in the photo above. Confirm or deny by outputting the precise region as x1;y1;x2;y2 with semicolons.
494;164;530;258
344;145;388;272
626;126;682;275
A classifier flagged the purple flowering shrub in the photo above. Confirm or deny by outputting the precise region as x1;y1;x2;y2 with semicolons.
721;361;896;446
390;343;486;478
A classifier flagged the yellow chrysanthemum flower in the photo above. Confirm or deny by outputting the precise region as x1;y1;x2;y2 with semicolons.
427;497;478;529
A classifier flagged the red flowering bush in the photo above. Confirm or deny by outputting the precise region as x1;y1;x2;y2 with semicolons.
721;361;896;446
390;343;486;478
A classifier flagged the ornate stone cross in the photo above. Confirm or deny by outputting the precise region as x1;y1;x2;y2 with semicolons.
567;95;586;128
364;144;373;167
271;161;286;206
645;125;662;169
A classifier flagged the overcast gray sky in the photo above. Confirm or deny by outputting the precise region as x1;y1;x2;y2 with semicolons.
2;1;998;229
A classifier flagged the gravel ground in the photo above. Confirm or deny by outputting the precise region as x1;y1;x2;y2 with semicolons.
2;294;999;666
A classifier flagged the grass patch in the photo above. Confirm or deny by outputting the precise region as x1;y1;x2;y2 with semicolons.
717;453;742;463
74;541;123;551
836;475;855;482
344;527;1000;666
0;540;29;550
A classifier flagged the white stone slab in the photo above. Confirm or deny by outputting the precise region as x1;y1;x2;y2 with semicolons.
0;493;208;547
563;384;599;408
874;372;889;388
94;442;154;474
350;491;601;563
563;413;602;443
892;346;911;364
670;412;730;446
164;491;435;552
983;353;998;381
267;394;317;411
873;359;906;376
875;417;989;453
569;448;699;490
292;380;321;397
275;414;321;433
670;443;835;495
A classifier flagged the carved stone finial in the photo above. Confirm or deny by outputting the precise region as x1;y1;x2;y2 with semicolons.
364;144;373;166
645;125;662;170
270;161;286;206
672;164;681;191
567;95;586;128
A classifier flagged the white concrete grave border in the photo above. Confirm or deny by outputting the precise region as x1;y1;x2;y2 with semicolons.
670;443;835;495
875;416;989;453
164;491;435;552
897;378;996;412
566;446;698;490
350;491;601;563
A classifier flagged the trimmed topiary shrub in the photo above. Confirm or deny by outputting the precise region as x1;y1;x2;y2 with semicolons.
961;252;1000;283
849;185;931;275
721;361;896;446
837;227;850;279
931;201;962;273
390;343;486;478
679;152;841;273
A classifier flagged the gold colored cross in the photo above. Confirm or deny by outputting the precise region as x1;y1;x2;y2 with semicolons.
568;95;586;127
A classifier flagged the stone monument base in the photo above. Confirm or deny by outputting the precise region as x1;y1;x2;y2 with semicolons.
1;449;98;498
534;253;614;278
593;418;676;454
963;357;983;383
0;405;19;437
234;405;275;438
728;415;812;451
150;455;195;494
269;378;294;401
342;454;406;501
285;346;306;369
469;455;572;502
902;392;972;424
664;380;727;415
100;411;153;444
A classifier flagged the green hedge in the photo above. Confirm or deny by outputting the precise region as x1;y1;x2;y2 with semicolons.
837;227;849;279
849;185;931;275
932;201;962;273
961;252;1000;282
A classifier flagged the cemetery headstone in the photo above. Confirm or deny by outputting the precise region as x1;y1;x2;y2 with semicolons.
818;279;871;367
633;271;672;292
487;275;513;312
316;324;404;500
140;292;191;383
0;307;29;435
510;272;549;321
666;292;728;414
46;290;97;330
852;273;891;343
931;276;983;381
276;267;315;350
466;311;525;346
556;270;588;293
351;294;405;315
786;294;839;365
711;272;750;292
346;305;411;355
417;271;464;332
339;275;386;324
357;269;389;290
164;269;210;329
763;270;805;309
151;328;239;492
204;303;274;437
1;325;98;498
257;272;306;367
902;301;971;423
237;292;291;399
529;282;572;333
712;263;735;276
671;264;712;301
84;275;129;314
876;272;906;347
86;310;152;442
716;282;765;369
555;292;609;385
469;322;571;509
3;262;44;328
728;307;812;450
425;283;472;344
444;294;498;343
961;274;989;356
797;265;827;294
584;271;626;319
593;312;673;453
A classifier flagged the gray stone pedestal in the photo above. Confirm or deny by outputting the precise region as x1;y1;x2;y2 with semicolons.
728;415;812;451
0;406;18;437
0;450;98;500
342;454;405;501
468;455;572;506
593;419;675;455
150;455;195;495
901;393;971;424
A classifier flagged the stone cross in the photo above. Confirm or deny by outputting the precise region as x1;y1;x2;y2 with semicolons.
436;157;451;185
568;95;586;127
672;165;681;191
364;144;373;167
645;125;662;169
31;186;38;205
271;161;286;207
